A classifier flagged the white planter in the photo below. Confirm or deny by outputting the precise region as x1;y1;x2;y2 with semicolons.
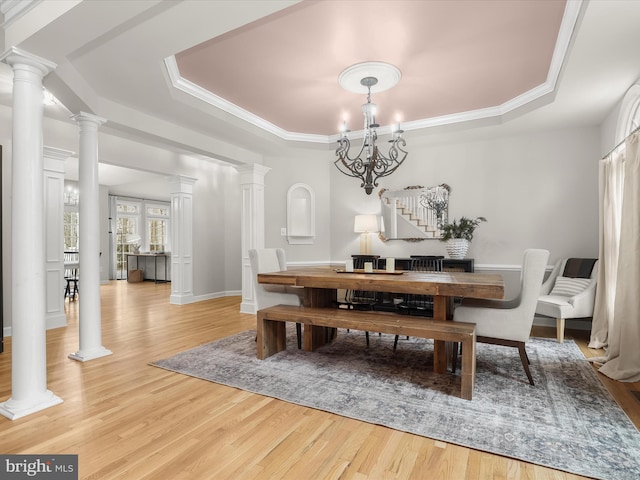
446;238;469;259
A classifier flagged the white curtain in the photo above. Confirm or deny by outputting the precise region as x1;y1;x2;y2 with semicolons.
589;146;625;348
590;131;640;381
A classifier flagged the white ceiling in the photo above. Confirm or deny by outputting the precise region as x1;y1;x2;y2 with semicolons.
1;0;640;189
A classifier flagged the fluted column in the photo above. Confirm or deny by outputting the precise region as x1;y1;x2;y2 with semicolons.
44;146;74;329
168;175;197;304
236;164;271;314
0;47;62;420
68;112;112;362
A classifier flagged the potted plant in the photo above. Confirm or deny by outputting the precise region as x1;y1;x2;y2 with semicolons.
440;216;487;259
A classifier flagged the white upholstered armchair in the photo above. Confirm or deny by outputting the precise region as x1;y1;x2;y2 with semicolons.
453;249;550;385
536;258;598;343
249;248;304;348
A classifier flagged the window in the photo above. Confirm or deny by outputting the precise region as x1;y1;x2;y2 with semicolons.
111;197;171;279
115;201;141;279
147;204;170;253
63;210;79;251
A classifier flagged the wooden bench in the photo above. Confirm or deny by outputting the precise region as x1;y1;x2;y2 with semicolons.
256;305;477;400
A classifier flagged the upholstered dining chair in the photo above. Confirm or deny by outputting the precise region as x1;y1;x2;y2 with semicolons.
536;258;598;343
249;248;304;349
452;248;550;385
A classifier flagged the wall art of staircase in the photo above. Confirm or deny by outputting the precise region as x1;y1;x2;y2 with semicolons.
379;184;450;241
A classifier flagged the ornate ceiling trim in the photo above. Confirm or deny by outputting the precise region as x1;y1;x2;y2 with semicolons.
164;0;582;145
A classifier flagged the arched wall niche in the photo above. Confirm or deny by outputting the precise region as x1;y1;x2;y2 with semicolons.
286;183;315;245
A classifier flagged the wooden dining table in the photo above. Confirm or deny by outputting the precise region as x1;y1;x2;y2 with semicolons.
258;266;504;374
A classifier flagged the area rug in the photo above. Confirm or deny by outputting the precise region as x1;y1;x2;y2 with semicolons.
151;327;640;480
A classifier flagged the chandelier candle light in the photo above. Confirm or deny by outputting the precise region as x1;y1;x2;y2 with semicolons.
335;62;408;195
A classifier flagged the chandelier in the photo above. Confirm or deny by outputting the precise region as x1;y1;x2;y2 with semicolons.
334;62;408;195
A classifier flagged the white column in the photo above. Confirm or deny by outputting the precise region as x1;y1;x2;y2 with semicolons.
236;164;271;314
68;112;112;362
44;147;73;330
0;47;63;420
168;175;197;305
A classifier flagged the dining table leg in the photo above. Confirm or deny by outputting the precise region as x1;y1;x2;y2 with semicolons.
433;295;450;374
302;287;337;351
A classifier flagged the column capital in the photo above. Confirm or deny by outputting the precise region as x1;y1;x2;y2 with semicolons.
235;163;271;185
0;47;56;75
71;111;107;127
168;175;197;194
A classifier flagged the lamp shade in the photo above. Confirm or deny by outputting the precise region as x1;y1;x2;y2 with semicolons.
125;234;142;244
354;214;379;233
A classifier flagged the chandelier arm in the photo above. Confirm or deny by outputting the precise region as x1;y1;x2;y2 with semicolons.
334;157;366;180
335;138;374;181
336;137;368;164
368;139;408;179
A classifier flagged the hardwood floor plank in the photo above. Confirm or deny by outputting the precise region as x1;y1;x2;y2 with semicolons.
0;281;635;479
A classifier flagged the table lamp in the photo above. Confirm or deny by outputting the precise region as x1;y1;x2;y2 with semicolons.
354;214;379;255
126;234;142;254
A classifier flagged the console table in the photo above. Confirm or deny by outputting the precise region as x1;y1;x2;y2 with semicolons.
373;257;474;272
127;254;170;283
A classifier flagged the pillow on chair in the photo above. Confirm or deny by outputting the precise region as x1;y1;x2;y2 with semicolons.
549;276;591;297
562;258;597;278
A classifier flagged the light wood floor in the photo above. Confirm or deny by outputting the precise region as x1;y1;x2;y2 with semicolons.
0;281;638;479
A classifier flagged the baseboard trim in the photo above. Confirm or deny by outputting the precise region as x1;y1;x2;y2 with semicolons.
3;314;69;338
191;290;242;303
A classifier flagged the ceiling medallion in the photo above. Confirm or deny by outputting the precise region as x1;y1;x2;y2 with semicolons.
334;62;407;195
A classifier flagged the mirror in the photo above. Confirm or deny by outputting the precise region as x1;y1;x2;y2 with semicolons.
379;184;450;241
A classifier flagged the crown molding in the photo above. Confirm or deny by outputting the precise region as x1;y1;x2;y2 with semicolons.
0;0;42;29
164;0;583;145
164;56;330;144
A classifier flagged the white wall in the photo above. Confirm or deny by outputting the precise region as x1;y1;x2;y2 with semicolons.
0;93;619;334
1;104;244;332
327;126;600;267
256;125;600;274
191;161;240;299
224;166;241;293
263;147;332;263
103;157;241;300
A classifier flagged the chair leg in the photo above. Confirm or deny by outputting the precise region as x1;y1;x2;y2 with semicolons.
518;342;534;385
393;335;399;352
296;323;302;349
556;317;565;343
365;331;370;347
478;336;535;386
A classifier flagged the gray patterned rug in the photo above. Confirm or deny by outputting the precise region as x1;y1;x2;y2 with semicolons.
151;327;640;480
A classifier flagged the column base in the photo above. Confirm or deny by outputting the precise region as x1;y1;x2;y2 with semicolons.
0;390;63;420
68;346;113;362
240;301;257;314
170;293;195;305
